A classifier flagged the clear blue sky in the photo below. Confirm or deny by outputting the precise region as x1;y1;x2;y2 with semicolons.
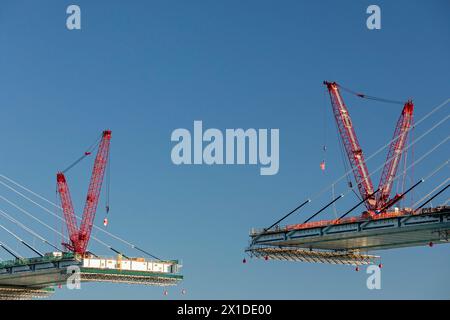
0;0;448;299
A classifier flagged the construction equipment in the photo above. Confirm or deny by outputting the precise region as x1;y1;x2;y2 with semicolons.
0;130;184;298
324;81;414;212
246;85;449;266
56;130;112;254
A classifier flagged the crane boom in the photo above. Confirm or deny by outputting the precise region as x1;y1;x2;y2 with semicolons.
376;101;414;208
57;130;112;254
324;81;376;209
324;81;414;212
56;173;79;249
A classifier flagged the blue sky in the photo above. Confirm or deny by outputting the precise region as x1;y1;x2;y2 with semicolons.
0;0;448;299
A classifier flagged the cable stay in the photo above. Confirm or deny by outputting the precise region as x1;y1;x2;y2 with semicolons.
251;199;310;244
377;179;424;213
412;177;450;209
303;194;344;223
0;208;60;252
0;194;70;243
415;180;450;210
0;191;126;258
0;221;43;257
0;240;22;259
0;181;160;260
337;189;380;221
0;174;162;260
416;184;449;210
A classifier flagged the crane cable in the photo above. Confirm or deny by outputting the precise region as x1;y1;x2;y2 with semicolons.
61;134;102;174
336;83;406;105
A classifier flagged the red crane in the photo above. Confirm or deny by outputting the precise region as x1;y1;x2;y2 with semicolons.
57;130;112;254
324;81;414;212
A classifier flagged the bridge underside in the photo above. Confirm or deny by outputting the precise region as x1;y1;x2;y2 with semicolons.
247;247;379;265
0;286;54;300
247;207;450;265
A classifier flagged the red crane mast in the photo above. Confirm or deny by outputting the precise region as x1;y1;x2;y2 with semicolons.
324;81;376;209
57;130;112;254
376;101;414;209
324;81;414;212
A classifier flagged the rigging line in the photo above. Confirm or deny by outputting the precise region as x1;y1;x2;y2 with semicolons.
0;221;43;257
443;198;450;206
62;134;102;174
0;175;161;260
412;177;450;208
0;208;60;251
336;83;405;105
106;146;111;214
